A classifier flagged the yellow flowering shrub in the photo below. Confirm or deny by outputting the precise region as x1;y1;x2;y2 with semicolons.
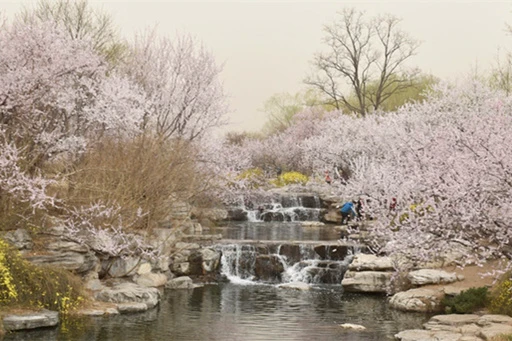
490;277;512;316
272;171;309;187
235;168;265;189
0;238;85;314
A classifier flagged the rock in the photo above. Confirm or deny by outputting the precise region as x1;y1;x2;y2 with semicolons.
278;282;310;291
341;271;393;293
226;208;248;221
137;262;152;275
395;329;463;341
477;314;512;325
255;255;284;282
78;309;107;316
408;269;459;286
47;241;89;253
117;302;149;314
103;257;140;277
200;248;221;273
389;288;444;312
26;251;98;274
135;272;168;288
166;276;196;289
3;228;33;250
339;323;366;331
478;323;512;340
192;207;228;222
3;310;59;331
348;254;394;271
171;262;191;276
398;313;512;341
95;282;160;309
425;314;480;327
300;221;325;227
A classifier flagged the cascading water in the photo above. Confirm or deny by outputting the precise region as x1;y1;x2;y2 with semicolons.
215;242;355;285
227;193;325;223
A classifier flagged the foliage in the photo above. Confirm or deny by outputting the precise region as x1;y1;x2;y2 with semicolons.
260;89;331;136
343;73;439;113
490;275;512;316
441;287;488;314
0;239;84;314
272;171;309;187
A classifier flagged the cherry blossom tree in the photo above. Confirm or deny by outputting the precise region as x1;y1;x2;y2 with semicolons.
0;20;146;171
215;79;512;272
123;29;229;141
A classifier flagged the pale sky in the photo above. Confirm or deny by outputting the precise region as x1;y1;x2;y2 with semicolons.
1;0;512;133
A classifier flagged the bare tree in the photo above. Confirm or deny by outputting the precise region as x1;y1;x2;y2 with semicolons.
305;8;421;116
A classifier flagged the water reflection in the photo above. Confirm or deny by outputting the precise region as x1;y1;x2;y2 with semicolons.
2;284;430;341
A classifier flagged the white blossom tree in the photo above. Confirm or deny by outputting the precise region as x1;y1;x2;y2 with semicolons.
0;20;146;171
123;29;229;141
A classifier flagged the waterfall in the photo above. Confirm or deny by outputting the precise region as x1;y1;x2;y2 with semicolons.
227;193;324;223
215;242;354;285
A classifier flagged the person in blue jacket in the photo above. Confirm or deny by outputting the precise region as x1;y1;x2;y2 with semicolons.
339;200;357;225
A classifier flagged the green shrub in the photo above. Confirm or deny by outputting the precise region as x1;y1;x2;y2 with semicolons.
0;238;85;314
272;171;309;187
442;286;488;314
490;275;512;316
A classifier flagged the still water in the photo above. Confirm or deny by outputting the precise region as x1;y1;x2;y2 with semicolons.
4;284;429;341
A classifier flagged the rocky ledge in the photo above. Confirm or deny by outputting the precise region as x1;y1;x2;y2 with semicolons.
396;314;512;341
2;310;59;332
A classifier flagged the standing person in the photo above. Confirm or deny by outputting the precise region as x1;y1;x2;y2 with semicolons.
325;170;332;185
339;200;357;225
355;198;363;220
389;197;397;211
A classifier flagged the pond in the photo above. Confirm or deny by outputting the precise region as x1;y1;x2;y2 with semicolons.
2;283;430;341
2;222;430;340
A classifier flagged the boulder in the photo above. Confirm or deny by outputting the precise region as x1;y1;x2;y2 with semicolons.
255;255;284;282
3;310;59;331
166;276;196;289
408;269;460;286
47;241;89;253
395;329;463;341
341;271;392;293
117;302;149;314
479;323;512;340
26;251;98;274
389;288;444;312
3;228;33;250
135;272;168;288
102;257;140;277
348;254;394;271
200;248;221;273
397;313;512;341
226;208;248;221
95;282;160;309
